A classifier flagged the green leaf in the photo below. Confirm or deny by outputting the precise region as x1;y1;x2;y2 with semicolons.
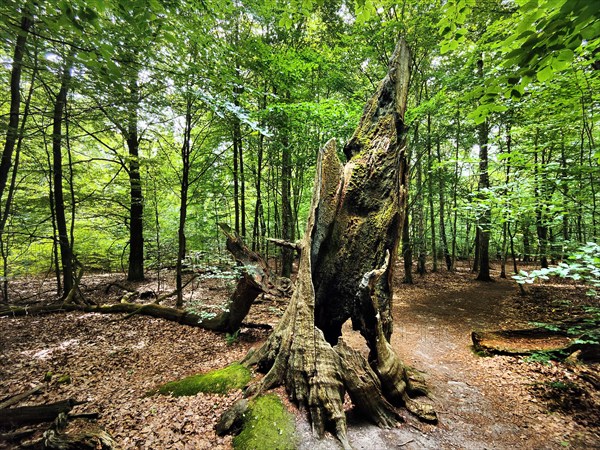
536;65;554;82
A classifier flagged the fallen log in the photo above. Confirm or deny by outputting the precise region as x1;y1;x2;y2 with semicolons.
472;327;600;361
0;386;43;409
0;399;81;430
0;226;274;333
0;301;272;333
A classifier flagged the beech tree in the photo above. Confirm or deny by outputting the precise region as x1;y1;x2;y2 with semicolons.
241;39;436;447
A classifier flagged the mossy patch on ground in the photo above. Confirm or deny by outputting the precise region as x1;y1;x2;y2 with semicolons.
233;393;297;450
156;363;250;397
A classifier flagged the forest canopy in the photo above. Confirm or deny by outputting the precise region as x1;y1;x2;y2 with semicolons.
0;0;598;297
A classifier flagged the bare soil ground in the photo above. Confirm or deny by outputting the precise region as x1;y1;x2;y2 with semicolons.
1;262;599;449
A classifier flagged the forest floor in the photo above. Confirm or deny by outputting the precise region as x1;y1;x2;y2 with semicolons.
1;262;599;449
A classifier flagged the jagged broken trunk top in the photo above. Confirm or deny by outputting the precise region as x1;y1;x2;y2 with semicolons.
243;39;435;447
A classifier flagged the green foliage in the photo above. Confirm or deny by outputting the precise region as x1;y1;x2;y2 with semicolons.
156;363;250;397
233;394;297;450
513;242;600;295
524;351;553;364
225;330;241;345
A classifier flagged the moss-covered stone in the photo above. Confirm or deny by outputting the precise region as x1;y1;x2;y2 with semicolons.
233;394;297;450
156;363;250;397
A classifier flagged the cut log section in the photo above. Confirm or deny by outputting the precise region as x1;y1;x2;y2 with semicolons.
472;328;576;355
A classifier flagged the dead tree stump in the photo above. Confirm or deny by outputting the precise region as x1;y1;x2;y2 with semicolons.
241;38;436;447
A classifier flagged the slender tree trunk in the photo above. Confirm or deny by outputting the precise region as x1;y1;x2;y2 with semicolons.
472;231;479;273
402;154;413;283
0;10;32;203
500;123;512;279
436;136;451;271
280;101;294;278
402;201;413;284
426;113;437;272
475;57;492;281
252;110;265;253
43;128;62;295
560;133;569;259
53;56;74;298
176;102;192;308
414;128;426;275
233;121;240;235
508;221;518;274
152;175;161;294
533;132;549;269
523;222;532;263
451;105;460;269
127;75;144;281
0;39;37;303
577;130;585;242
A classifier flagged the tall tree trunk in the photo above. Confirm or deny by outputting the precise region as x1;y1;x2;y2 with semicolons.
233;121;240;235
560;133;569;259
426;113;437;272
523;221;532;262
252;100;265;253
176;101;192;308
53;57;74;298
414;128;426;275
280;102;294;278
500;123;512;279
0;38;37;303
475;57;492;282
242;40;435;448
451;105;460;269
402;197;413;284
436;136;451;271
533;131;549;269
508;221;518;274
0;10;32;203
127;75;145;281
472;230;479;272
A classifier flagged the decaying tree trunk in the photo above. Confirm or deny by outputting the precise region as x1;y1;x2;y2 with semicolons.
240;39;435;447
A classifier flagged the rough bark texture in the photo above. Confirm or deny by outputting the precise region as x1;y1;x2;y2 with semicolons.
242;39;435;446
475;58;492;282
126;74;145;282
0;11;32;203
53;56;74;298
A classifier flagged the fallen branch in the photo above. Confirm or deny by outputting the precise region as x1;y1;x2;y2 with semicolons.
153;274;199;305
266;238;301;253
0;385;43;409
0;398;82;430
0;301;272;333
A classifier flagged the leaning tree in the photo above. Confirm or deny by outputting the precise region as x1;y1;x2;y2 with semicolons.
240;38;436;447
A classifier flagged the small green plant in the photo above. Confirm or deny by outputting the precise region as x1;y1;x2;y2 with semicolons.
226;330;240;345
524;351;553;364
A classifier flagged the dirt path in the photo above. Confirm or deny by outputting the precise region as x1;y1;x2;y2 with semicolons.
298;267;598;450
